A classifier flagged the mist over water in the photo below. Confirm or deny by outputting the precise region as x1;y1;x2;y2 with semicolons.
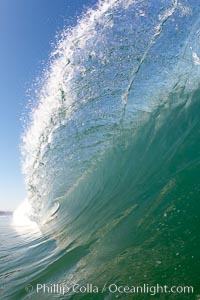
1;0;200;299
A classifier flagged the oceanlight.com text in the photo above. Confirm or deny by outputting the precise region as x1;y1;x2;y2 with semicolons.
25;283;194;296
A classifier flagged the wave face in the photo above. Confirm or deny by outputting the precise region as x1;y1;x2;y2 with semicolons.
11;0;200;299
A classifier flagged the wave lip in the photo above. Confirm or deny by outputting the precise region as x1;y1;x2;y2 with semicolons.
21;0;200;226
1;1;200;300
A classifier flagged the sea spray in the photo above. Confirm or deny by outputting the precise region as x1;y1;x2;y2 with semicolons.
4;1;200;299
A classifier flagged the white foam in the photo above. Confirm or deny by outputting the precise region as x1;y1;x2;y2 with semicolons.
12;200;38;229
192;52;200;65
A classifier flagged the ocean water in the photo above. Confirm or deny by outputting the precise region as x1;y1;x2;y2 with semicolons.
1;0;200;299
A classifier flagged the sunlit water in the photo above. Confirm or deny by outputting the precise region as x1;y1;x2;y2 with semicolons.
1;0;200;299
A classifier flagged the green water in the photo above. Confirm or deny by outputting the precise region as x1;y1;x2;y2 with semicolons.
1;0;200;299
1;88;200;299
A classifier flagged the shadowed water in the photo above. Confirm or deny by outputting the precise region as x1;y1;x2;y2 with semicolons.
1;0;200;299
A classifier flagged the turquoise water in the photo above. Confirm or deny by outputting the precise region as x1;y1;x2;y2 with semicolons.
1;0;200;299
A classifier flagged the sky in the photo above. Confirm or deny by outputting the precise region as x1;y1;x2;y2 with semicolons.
0;0;97;211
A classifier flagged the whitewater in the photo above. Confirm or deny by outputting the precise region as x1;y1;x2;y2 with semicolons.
1;0;200;299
